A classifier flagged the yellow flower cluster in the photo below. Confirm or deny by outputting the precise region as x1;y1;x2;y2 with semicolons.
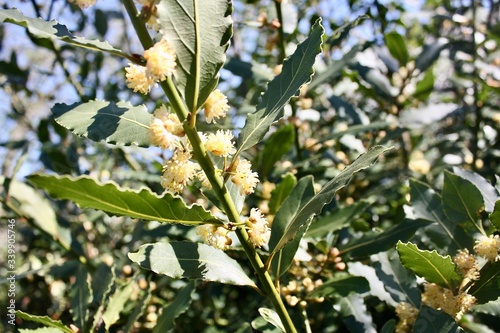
395;302;419;333
421;283;476;320
125;38;176;94
231;158;260;195
148;106;184;150
474;234;500;262
196;224;232;250
246;208;271;248
203;89;230;123
160;150;200;194
453;249;479;281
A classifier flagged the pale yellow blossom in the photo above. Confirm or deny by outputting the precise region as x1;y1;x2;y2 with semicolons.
246;208;270;247
69;0;96;9
395;302;419;333
148;106;184;149
196;224;231;250
204;89;230;123
160;150;200;193
125;63;155;94
474;235;500;262
144;38;176;81
231;158;259;195
204;130;236;157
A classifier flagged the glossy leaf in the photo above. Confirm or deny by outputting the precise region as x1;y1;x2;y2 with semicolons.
102;283;134;330
469;261;500;304
268;174;297;215
399;103;459;129
15;310;73;333
154;281;196;333
452;167;499;213
339;294;376;333
156;0;232;112
306;200;371;238
28;174;221;225
128;242;257;288
385;32;409;65
372;251;420;307
237;19;324;154
259;123;295;177
491;200;500;230
0;8;129;60
269;176;315;276
3;176;73;251
442;170;483;229
396;242;461;290
308;275;370;299
69;266;91;331
413;306;461;333
409;179;472;252
258;308;285;332
415;39;449;72
52;100;152;147
269;146;390;259
339;219;432;259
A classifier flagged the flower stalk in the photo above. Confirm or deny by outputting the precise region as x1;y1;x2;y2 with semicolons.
121;0;297;331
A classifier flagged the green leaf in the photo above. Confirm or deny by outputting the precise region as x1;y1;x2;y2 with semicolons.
19;328;65;333
15;310;73;333
154;281;195;333
90;264;116;331
269;176;315;277
380;320;396;333
123;286;151;333
339;219;433;259
236;19;324;154
308;275;370;299
452;167;499;213
2;176;73;252
128;241;257;288
396;241;461;289
269;146;390;259
69;266;91;331
156;0;232;112
415;39;449;72
0;8;129;60
259;123;295;177
52;100;152;147
339;294;376;333
28;174;220;225
102;283;134;331
258;308;285;333
409;179;472;252
469;261;500;304
491;200;500;230
268;174;297;215
442;170;484;229
412;306;461;333
384;32;409;65
306;200;371;238
414;66;435;100
473;297;500;316
372;251;420;307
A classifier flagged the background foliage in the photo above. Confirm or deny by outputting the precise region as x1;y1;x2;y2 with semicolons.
1;0;500;332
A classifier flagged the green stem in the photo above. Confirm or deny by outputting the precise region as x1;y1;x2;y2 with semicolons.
122;1;297;331
274;0;287;63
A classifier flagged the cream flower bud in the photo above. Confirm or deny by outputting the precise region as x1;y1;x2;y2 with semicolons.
203;89;230;123
474;235;500;262
125;63;155;94
196;224;232;250
148;106;184;149
395;302;419;333
453;249;479;280
246;208;271;248
230;158;259;195
144;38;177;81
204;130;236;157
